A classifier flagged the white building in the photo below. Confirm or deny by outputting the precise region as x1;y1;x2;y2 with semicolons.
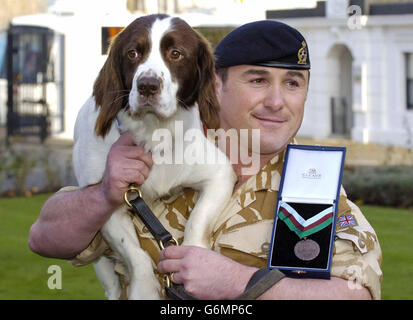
267;0;413;148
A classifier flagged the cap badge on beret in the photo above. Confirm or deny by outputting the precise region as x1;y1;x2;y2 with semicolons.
297;41;308;65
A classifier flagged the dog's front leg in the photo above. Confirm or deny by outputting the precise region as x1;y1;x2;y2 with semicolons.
93;256;122;300
101;207;161;300
182;172;235;248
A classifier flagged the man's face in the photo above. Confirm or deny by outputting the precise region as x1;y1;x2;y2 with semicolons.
216;65;309;156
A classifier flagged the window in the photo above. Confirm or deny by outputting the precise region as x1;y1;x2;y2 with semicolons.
101;27;124;55
407;53;413;110
0;32;7;79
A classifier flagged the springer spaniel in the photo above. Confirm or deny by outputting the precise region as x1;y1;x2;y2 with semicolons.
72;14;236;299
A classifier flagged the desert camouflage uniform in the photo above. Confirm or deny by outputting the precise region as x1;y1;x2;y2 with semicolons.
68;148;382;300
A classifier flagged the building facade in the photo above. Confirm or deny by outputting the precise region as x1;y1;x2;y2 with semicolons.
267;0;413;148
2;0;413;148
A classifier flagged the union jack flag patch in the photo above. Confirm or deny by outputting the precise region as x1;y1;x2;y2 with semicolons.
337;215;357;227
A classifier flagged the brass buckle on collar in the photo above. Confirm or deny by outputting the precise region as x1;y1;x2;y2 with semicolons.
124;185;142;208
160;238;179;289
158;237;179;250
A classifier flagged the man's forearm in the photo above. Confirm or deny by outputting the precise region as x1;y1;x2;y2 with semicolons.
157;246;372;300
28;184;115;259
257;276;372;300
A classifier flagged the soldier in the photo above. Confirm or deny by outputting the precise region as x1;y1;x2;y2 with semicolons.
29;20;382;300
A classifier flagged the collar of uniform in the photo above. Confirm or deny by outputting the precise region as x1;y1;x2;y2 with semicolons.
212;150;285;232
213;140;296;232
234;137;299;207
235;149;285;208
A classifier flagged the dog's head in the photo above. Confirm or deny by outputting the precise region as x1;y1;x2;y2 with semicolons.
93;14;219;137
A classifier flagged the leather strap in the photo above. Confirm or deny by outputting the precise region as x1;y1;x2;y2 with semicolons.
126;193;285;300
129;196;174;248
235;268;285;300
165;284;199;300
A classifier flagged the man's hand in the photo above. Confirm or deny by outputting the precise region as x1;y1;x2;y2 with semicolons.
101;131;153;207
28;131;153;259
157;246;257;300
157;246;373;300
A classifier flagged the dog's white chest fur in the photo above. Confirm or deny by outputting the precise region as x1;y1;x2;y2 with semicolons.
118;106;220;201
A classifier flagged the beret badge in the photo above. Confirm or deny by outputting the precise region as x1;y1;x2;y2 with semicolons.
297;41;308;65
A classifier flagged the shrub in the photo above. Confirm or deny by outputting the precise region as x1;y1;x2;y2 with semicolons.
342;165;413;208
0;147;36;195
0;144;75;197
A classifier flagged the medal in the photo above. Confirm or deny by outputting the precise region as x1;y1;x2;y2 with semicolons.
294;238;320;261
277;202;333;261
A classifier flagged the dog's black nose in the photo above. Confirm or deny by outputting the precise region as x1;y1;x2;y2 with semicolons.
137;76;160;97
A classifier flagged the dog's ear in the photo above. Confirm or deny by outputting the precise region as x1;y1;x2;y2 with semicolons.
93;34;126;137
196;35;220;130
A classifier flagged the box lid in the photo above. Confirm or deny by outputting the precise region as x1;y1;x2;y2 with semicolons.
279;145;346;204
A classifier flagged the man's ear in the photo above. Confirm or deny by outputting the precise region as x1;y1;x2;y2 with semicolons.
305;70;310;100
215;72;223;102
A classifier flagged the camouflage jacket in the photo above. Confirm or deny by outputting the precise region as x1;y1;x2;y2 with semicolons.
68;149;382;299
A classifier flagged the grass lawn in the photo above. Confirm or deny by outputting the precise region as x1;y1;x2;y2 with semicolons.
361;205;413;300
0;193;106;300
0;194;412;300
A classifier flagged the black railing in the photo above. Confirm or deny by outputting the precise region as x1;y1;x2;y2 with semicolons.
6;25;57;144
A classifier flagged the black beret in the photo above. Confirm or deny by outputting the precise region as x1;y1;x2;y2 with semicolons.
214;20;310;70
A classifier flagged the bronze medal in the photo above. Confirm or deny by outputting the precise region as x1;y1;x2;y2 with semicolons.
294;239;320;261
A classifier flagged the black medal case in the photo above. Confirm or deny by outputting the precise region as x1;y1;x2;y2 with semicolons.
268;145;346;279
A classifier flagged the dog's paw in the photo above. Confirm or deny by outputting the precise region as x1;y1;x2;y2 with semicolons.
105;288;123;300
128;286;161;300
128;275;162;300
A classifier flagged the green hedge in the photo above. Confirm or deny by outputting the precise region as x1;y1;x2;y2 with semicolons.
342;165;413;208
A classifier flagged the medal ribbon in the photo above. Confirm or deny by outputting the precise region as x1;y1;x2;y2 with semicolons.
277;201;333;239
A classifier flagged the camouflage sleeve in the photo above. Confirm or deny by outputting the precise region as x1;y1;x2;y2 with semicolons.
69;232;111;267
332;192;383;300
53;186;111;267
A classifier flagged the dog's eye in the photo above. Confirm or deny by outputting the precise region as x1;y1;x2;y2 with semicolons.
169;49;182;60
127;49;140;61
